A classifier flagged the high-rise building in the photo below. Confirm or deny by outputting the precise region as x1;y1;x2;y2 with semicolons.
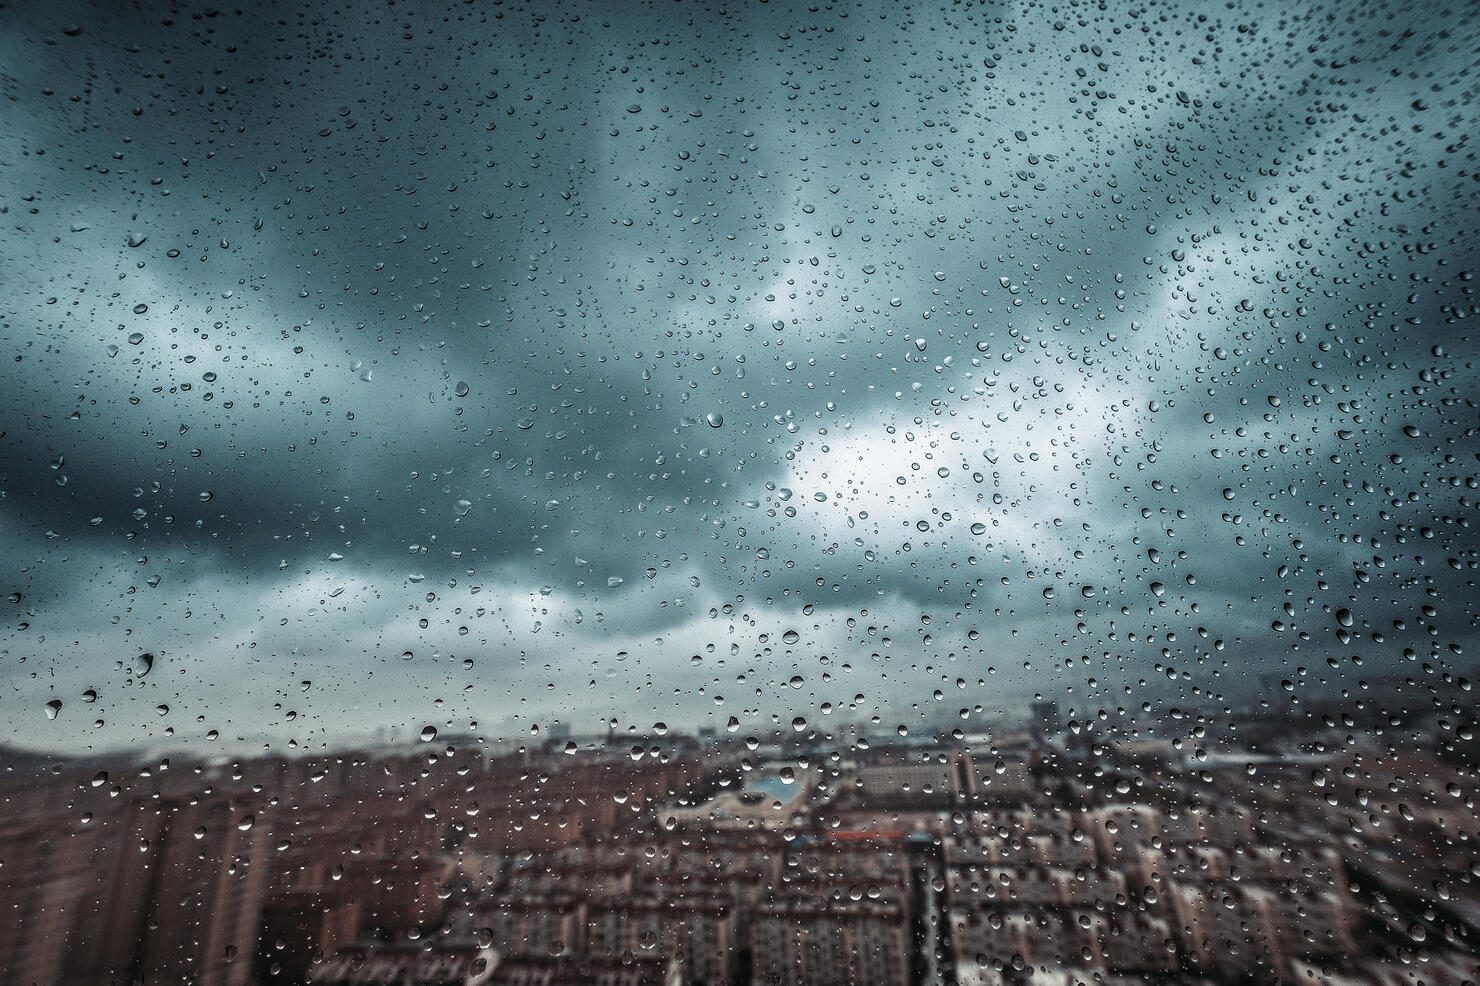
61;804;169;986
1029;700;1061;744
135;799;271;986
0;820;99;985
750;897;910;986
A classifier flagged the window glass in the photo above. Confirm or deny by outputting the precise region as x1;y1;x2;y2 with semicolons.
1;1;1475;984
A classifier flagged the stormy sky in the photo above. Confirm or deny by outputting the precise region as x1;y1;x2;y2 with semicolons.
2;0;1476;756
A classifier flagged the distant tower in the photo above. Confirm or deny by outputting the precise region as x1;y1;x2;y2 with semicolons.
1030;700;1061;744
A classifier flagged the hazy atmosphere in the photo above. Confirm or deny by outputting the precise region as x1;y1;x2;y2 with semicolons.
3;0;1476;755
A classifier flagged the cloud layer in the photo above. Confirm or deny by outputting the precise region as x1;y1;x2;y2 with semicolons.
2;0;1476;754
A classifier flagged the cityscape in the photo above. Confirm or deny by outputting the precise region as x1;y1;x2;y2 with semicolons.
1;687;1474;985
3;0;1479;984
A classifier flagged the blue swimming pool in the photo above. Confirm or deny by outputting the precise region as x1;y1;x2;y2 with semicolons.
743;773;800;801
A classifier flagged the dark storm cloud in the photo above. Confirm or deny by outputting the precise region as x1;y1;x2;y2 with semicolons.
1;0;1476;753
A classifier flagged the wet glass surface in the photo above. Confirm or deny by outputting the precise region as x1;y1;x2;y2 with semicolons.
1;1;1476;984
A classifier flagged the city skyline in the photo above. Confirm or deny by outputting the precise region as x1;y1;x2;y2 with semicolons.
0;701;1471;985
